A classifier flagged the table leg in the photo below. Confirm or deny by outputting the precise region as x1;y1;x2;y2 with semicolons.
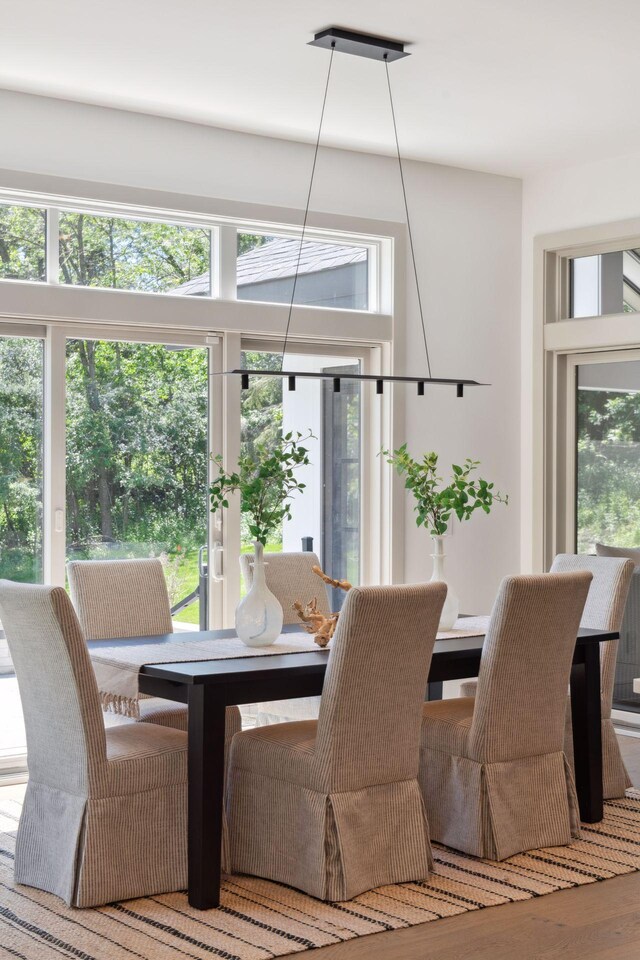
187;685;227;909
570;644;603;823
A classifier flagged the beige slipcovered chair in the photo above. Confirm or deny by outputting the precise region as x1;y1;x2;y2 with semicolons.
240;551;331;725
68;557;241;740
420;571;592;861
461;554;635;799
0;580;194;907
227;581;447;901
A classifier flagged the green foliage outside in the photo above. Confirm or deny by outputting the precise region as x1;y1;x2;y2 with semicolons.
577;389;640;552
210;431;313;547
59;212;210;293
0;338;43;584
383;445;508;536
0;206;46;281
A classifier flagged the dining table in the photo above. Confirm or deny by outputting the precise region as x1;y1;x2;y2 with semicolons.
87;617;615;910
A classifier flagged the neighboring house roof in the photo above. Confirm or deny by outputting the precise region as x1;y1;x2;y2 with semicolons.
173;236;367;296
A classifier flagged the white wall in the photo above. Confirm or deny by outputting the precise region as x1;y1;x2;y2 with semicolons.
0;89;522;612
521;150;640;570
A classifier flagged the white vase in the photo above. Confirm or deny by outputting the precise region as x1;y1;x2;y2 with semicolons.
429;534;460;631
235;541;284;647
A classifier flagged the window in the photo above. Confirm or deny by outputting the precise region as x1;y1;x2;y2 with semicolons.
569;249;640;318
237;234;369;310
240;348;361;607
65;338;210;626
0;334;43;772
576;358;640;553
0;193;385;316
0;204;46;282
59;212;211;295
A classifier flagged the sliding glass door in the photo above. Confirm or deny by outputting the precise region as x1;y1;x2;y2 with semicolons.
65;336;211;628
239;347;363;608
0;334;43;775
569;350;640;713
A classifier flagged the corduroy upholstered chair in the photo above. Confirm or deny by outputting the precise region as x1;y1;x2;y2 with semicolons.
227;581;447;901
68;558;241;740
0;580;196;907
460;554;635;799
420;571;592;861
240;551;331;724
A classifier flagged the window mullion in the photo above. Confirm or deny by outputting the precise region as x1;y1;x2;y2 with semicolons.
218;225;238;300
46;208;59;285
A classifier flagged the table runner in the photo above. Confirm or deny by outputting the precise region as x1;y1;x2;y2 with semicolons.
90;617;489;718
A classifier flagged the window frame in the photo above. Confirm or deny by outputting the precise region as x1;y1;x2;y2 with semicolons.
532;217;640;574
0;173;406;627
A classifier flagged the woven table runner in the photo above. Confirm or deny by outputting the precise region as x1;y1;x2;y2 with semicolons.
90;617;489;717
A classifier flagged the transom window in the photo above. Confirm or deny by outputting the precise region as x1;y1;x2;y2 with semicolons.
0;199;380;313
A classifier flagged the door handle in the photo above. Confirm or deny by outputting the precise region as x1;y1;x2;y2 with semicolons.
211;542;224;581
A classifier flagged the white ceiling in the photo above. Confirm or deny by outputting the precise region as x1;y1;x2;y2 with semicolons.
1;0;639;178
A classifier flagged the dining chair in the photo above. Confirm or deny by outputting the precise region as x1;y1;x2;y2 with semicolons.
240;550;331;724
420;571;592;860
461;554;635;799
68;557;241;740
227;581;447;901
0;580;199;907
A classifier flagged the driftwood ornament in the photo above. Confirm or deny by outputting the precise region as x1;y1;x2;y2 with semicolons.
293;565;352;647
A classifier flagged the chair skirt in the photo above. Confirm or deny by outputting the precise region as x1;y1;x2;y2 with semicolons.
418;749;581;861
228;769;433;901
16;779;194;907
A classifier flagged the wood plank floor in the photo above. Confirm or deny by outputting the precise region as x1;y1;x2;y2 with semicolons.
3;733;640;960
303;732;640;960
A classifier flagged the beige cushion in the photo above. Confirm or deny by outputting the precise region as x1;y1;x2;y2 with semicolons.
596;542;640;568
421;698;474;756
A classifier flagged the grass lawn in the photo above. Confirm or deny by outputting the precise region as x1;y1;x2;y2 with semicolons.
171;541;282;625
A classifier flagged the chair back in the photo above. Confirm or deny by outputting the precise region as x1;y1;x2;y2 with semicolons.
240;551;331;624
67;558;172;640
469;571;592;763
551;554;634;718
0;581;106;793
315;582;446;792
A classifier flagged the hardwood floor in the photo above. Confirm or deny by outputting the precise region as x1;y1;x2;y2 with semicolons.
2;733;640;960
302;732;640;960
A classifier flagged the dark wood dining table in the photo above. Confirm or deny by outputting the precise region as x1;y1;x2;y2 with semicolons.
92;621;615;910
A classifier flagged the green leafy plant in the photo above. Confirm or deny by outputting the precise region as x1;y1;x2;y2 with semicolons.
382;445;508;535
209;431;314;546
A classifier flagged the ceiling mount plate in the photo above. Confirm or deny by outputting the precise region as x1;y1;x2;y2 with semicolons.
309;28;409;62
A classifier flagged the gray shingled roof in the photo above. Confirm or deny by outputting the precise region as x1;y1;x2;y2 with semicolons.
174;236;367;296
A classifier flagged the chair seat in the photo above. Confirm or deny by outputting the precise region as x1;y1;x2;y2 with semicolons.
139;697;189;730
230;719;317;788
103;720;187;795
421;697;474;757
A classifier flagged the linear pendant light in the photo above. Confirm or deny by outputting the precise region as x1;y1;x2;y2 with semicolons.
223;27;487;398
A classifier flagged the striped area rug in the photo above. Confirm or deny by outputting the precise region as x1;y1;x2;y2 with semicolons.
2;792;640;959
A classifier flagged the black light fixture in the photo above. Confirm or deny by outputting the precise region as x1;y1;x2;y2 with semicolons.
224;27;486;399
